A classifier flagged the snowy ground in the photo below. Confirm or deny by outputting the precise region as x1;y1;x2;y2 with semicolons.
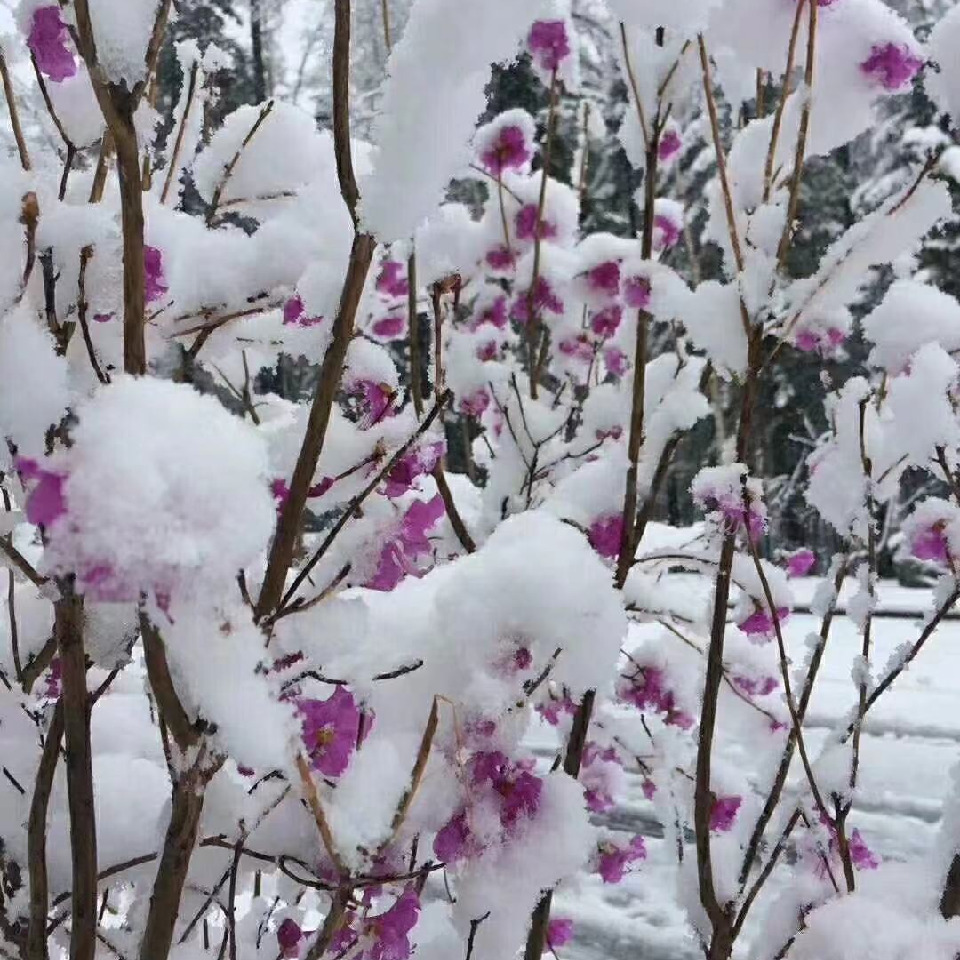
536;579;960;960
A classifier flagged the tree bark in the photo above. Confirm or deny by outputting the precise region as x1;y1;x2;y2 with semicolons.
250;0;267;104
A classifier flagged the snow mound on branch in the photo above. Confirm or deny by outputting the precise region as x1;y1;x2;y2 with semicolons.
0;307;69;458
47;377;274;601
87;0;159;87
363;0;549;241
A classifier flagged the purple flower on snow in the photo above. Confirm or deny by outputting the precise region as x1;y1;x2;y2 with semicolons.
459;388;491;419
471;750;543;827
528;20;572;73
860;42;923;91
480;125;533;177
28;7;76;83
383;440;444;498
434;811;471;863
604;346;628;377
277;920;303;959
298;687;362;777
547;919;574;949
510;277;564;323
623;275;651;310
588;515;623;560
144;246;168;304
710;795;742;832
786;549;816;577
333;888;421;960
618;665;693;729
366;495;445;592
372;314;406;341
515;204;558;243
283;295;324;328
597;835;646;883
658;129;682;162
558;335;594;365
653;213;682;251
16;457;67;527
738;606;789;641
585;260;621;299
590;304;622;338
911;523;950;563
733;675;779;697
473;294;508;330
376;261;409;298
486;246;517;272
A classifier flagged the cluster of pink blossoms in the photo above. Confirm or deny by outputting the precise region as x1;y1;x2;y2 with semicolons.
434;750;544;864
618;664;694;730
860;42;923;91
297;686;367;778
330;887;421;960
794;326;846;356
527;20;572;74
737;604;790;642
479;126;532;177
596;835;646;883
587;514;624;561
692;481;766;542
910;520;951;564
283;294;324;328
365;495;445;592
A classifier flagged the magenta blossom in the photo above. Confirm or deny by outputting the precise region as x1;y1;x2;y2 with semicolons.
298;687;362;778
738;606;789;641
911;524;950;563
585;260;621;299
590;304;623;338
366;495;444;592
372;314;406;340
383;440;444;498
559;335;595;365
604;345;628;377
376;261;409;298
334;888;420;960
733;675;779;697
28;7;76;83
588;515;623;560
597;835;646;883
710;795;741;832
658;129;682;162
44;657;62;700
860;42;923;91
848;828;879;870
283;295;325;328
528;20;572;73
16;457;67;527
538;694;577;726
618;665;693;729
350;380;395;425
480;125;532;176
596;425;623;442
515;204;558;242
460;388;491;419
434;811;471;863
510;278;564;323
486;246;517;271
653;214;681;251
786;549;817;577
642;778;656;800
144;246;168;304
582;742;621;814
277;920;303;959
471;751;543;826
547;919;574;949
473;294;508;330
623;275;651;310
476;339;500;362
695;490;766;541
795;326;845;355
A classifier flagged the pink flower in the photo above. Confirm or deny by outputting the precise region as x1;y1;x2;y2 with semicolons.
366;495;444;592
471;750;543;827
588;515;623;560
16;457;67;527
528;20;572;73
695;490;766;541
586;261;621;299
848;828;879;870
476;339;500;362
383;440;444;498
604;346;628;377
912;524;950;563
486;246;517;271
480;125;532;176
547;919;574;949
511;278;564;323
658;129;682;162
596;425;623;442
582;742;621;813
860;42;923;91
795;327;845;355
618;665;693;729
144;246;168;304
590;304;622;338
350;380;395;425
366;888;420;960
434;811;472;863
787;549;816;577
460;388;491;419
474;294;508;329
653;214;681;251
28;7;76;83
559;335;594;364
733;675;779;697
283;295;324;328
93;312;114;324
597;835;646;883
642;779;656;800
710;795;741;832
623;275;651;310
43;657;61;700
298;687;362;778
515;204;558;243
372;314;406;340
538;695;577;726
376;261;409;298
738;606;789;641
277;920;303;959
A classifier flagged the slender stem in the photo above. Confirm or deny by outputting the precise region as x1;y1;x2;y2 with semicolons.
380;0;392;52
0;44;30;171
160;61;200;205
527;68;560;399
207;100;275;224
408;250;423;418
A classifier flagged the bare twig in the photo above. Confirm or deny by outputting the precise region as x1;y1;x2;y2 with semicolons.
0;44;30;170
